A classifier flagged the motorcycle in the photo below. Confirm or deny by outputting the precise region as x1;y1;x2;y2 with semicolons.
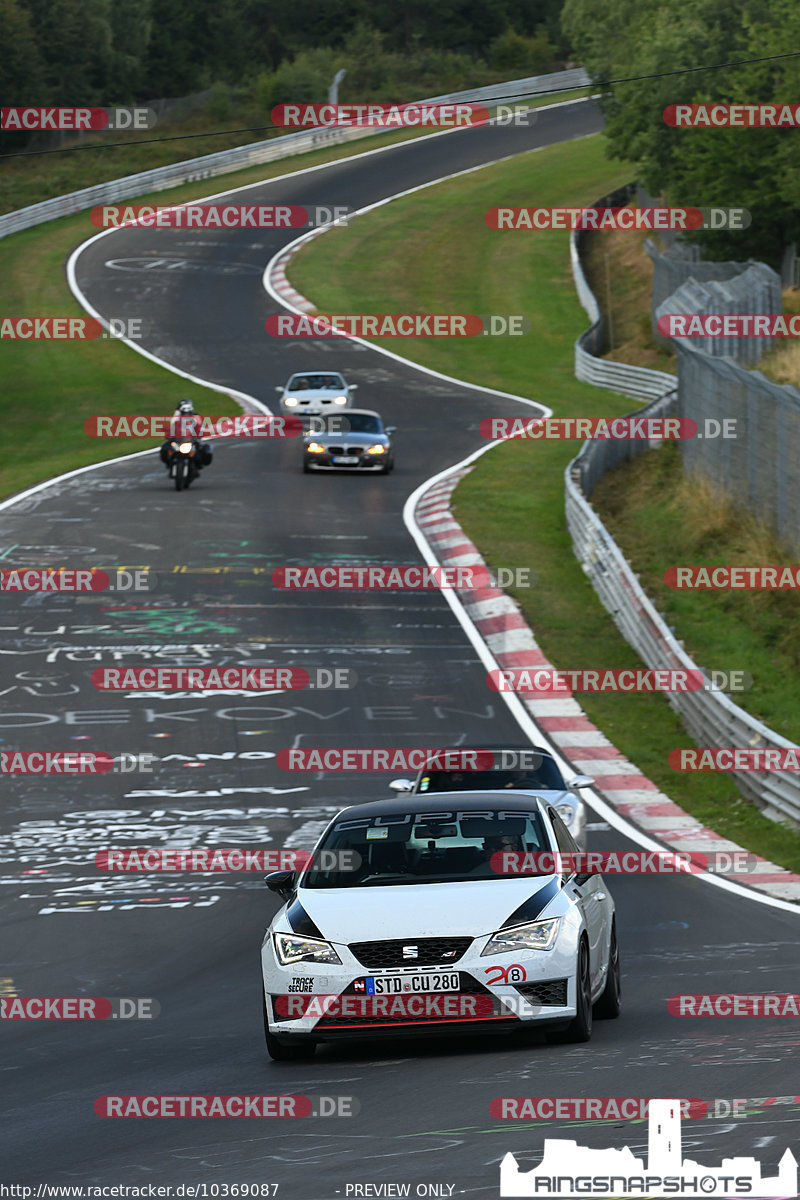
165;439;200;490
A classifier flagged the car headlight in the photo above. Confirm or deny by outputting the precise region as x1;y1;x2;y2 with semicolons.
273;932;342;966
283;397;298;407
365;444;386;455
305;442;325;453
333;395;348;405
481;918;561;956
556;803;575;825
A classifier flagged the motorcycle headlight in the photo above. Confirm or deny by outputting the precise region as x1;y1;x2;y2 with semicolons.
306;442;325;454
284;397;298;407
178;442;193;453
366;444;386;455
481;918;561;956
333;395;348;405
273;932;341;966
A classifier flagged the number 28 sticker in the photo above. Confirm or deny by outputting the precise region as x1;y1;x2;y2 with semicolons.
484;963;526;985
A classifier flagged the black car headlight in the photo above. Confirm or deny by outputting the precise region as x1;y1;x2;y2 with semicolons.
481;918;561;956
273;932;342;966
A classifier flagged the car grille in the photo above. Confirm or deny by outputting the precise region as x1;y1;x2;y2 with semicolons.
348;937;473;968
513;979;568;1006
326;445;363;455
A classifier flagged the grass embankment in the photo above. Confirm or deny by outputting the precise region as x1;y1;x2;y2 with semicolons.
288;132;800;871
1;90;590;215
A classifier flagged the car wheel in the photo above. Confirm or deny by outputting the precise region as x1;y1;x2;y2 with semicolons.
593;919;621;1019
262;992;316;1061
547;938;592;1044
302;461;311;474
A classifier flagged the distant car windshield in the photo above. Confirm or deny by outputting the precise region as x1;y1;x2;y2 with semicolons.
302;810;549;888
287;373;344;391
416;761;566;793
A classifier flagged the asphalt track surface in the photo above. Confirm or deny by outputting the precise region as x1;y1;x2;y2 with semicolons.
2;101;799;1194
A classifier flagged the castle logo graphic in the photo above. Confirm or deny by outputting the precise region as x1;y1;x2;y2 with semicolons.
500;1098;797;1197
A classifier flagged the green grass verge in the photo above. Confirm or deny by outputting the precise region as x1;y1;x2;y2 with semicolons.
288;131;800;873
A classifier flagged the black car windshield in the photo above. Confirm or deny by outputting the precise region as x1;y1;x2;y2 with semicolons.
338;414;381;434
288;373;344;390
416;760;566;793
302;811;550;888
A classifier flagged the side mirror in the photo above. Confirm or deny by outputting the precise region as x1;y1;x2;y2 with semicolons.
385;425;397;435
274;385;284;392
265;870;296;900
567;775;594;789
350;383;358;389
389;778;414;793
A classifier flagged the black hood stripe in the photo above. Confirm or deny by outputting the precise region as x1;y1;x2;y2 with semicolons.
501;877;562;928
286;900;324;939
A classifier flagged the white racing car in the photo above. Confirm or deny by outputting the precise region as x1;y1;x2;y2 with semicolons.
260;791;619;1060
388;744;592;848
275;370;357;418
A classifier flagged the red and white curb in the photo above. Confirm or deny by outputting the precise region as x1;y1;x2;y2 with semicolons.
414;466;800;904
269;231;326;313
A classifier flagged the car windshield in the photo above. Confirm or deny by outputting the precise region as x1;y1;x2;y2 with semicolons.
302;810;549;888
287;373;344;391
416;760;566;793
334;414;381;434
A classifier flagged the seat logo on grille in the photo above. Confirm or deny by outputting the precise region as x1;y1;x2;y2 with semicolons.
402;945;419;959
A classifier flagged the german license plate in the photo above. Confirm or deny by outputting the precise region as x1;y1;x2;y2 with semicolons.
332;455;359;464
364;972;460;995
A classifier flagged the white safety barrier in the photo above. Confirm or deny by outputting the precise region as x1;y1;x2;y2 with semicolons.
0;69;589;240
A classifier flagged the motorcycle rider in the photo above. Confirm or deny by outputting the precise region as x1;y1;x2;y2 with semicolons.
160;398;211;475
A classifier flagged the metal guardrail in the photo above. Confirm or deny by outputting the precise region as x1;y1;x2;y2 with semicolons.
565;197;800;827
570;183;677;401
0;68;590;240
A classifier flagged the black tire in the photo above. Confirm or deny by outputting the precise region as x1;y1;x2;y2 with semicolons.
302;460;311;474
593;920;621;1019
548;938;592;1044
184;462;194;489
174;459;184;491
262;992;316;1061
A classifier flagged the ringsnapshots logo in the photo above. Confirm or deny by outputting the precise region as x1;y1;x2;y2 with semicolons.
1;106;156;131
265;314;530;337
499;1097;797;1197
